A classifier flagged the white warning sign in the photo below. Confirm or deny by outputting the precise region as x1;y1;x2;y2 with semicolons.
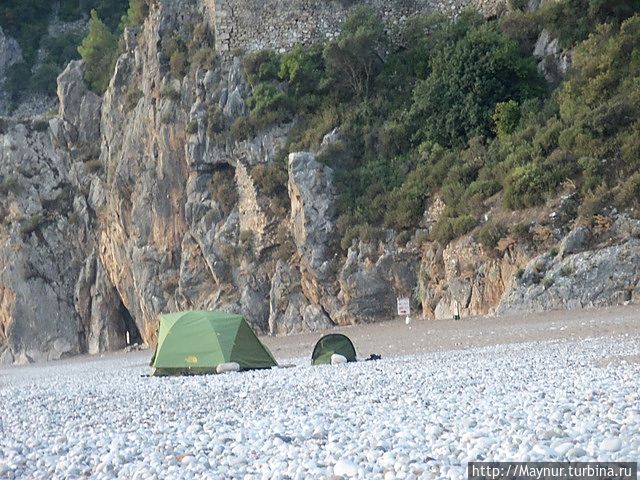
397;297;410;316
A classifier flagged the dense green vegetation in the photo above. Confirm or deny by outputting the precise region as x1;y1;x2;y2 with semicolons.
0;0;146;107
239;2;640;249
77;11;119;93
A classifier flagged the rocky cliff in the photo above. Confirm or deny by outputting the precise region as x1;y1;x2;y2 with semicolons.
0;0;638;364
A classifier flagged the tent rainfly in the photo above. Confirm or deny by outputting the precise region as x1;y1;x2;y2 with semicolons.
150;311;277;376
311;333;357;365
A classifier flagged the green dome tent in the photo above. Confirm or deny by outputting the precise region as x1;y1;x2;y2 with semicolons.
311;333;357;365
150;311;277;376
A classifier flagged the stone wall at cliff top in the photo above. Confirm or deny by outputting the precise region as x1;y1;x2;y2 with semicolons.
208;0;506;53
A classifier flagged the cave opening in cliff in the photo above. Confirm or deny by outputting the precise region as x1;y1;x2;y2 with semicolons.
120;304;142;346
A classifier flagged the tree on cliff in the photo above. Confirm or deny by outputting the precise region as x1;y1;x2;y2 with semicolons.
78;10;118;93
323;6;387;99
409;18;544;148
121;0;150;27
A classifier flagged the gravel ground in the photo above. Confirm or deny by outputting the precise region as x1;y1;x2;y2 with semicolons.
263;305;640;360
1;309;639;479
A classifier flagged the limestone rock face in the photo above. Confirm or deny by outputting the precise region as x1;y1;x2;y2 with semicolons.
0;117;124;362
57;61;102;144
533;29;572;83
288;152;337;276
75;252;128;354
96;2;193;342
268;261;333;334
335;243;419;324
0;39;125;363
498;216;640;314
418;234;525;320
558;225;589;258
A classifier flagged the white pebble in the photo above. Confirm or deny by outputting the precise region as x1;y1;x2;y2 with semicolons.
601;438;622;452
334;460;358;477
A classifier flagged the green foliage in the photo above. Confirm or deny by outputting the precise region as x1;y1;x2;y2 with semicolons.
232;5;640;250
191;47;216;70
499;14;640;208
230;116;254;141
251;162;289;217
288;107;340;152
238;6;547;249
395;230;412;247
579;184;612;218
236;49;303;140
247;83;291;116
31;63;61;96
616;172;640;209
323;6;387;99
409;19;544;148
0;1;52;64
431;215;477;246
537;0;640;48
82;0;130;31
121;0;150;27
279;45;323;95
493;100;521;138
503;163;548;209
206;106;225;137
1;0;130;107
161;22;216;78
78;10;119;93
0;10;82;104
477;221;508;250
244;50;280;85
578;157;603;193
46;32;84;67
339;222;383;250
499;10;541;54
4;63;30;109
250;163;288;198
161;34;189;78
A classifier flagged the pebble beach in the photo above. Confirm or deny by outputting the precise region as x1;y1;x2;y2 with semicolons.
1;308;639;479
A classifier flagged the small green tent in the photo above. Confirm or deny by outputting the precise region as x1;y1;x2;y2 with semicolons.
311;333;357;365
150;310;277;376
